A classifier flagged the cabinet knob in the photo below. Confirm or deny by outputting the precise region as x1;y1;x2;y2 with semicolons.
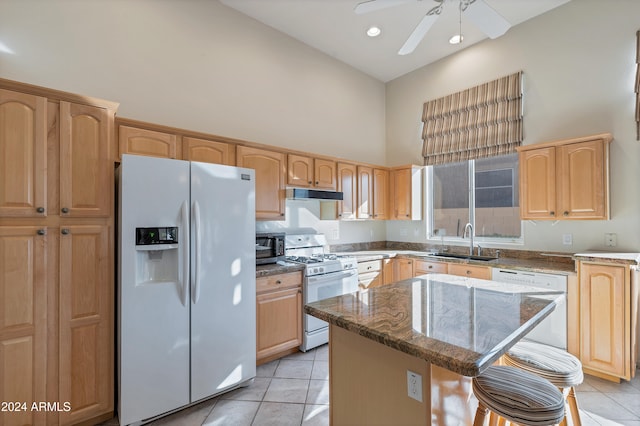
61;207;69;214
466;270;472;275
308;181;312;184
275;280;282;284
61;229;70;235
315;181;319;185
428;265;433;269
37;229;46;236
563;211;569;217
367;266;372;270
550;211;555;215
36;207;45;213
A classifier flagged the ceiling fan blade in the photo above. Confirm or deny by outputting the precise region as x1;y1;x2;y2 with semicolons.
463;0;510;39
354;0;411;15
398;10;439;55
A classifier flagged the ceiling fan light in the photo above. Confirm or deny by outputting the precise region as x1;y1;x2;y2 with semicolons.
449;34;463;44
366;26;381;37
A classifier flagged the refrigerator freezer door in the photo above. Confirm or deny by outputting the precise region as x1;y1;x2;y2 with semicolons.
190;162;256;402
118;155;191;425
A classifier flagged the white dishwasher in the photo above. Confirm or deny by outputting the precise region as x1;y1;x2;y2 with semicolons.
491;268;567;350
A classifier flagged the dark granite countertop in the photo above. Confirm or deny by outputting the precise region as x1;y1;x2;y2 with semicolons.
256;261;306;277
305;273;560;377
573;252;640;266
334;250;576;275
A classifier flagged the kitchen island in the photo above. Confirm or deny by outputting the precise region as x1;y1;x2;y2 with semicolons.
305;273;562;425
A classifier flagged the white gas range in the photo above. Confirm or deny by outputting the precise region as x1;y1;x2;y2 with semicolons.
285;234;359;351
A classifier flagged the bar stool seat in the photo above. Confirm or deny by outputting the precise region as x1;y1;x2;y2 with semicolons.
504;341;583;425
472;365;565;426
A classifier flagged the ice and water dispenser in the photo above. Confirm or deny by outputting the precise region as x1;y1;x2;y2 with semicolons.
135;227;179;284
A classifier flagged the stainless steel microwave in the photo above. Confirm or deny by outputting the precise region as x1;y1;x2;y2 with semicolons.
255;232;285;265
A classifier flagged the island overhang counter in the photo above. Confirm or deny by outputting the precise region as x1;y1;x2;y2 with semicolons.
304;273;562;425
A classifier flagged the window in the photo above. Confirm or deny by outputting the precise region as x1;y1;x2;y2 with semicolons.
428;153;521;242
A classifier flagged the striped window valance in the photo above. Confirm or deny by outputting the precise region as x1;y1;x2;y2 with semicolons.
421;71;523;165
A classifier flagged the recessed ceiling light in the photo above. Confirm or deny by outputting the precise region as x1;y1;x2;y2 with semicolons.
367;26;381;37
449;34;463;44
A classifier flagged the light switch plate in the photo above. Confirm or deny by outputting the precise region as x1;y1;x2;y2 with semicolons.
562;234;573;245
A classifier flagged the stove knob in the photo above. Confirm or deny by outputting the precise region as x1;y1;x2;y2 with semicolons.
319;267;324;273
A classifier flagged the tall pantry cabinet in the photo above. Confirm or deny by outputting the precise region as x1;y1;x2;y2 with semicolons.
0;79;118;426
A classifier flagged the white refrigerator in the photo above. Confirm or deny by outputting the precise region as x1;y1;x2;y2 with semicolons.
117;154;256;425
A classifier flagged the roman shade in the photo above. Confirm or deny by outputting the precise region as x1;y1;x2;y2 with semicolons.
421;71;523;165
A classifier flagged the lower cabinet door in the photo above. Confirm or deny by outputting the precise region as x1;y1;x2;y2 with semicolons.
257;287;302;362
58;225;112;425
0;226;48;426
579;262;628;379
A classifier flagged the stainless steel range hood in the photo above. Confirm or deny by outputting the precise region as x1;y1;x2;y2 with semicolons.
286;188;344;201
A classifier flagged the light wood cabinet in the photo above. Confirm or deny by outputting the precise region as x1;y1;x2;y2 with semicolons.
394;258;414;282
58;225;112;425
256;272;303;364
182;136;235;165
237;146;286;220
414;260;448;276
61;102;112;217
119;125;179;159
518;133;611;220
447;263;491;280
372;168;390;220
0;226;48;426
0;81;117;426
357;166;373;219
390;165;422;220
0;89;47;218
577;261;637;382
287;154;337;190
337;162;357;220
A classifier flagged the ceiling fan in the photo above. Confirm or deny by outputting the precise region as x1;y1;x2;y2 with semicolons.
355;0;511;55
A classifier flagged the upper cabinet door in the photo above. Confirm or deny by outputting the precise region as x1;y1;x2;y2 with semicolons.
337;162;356;220
119;125;179;159
519;147;557;220
558;140;607;219
0;89;47;217
314;158;337;190
60;102;113;217
372;168;389;220
183;136;235;165
287;154;313;187
357;166;373;219
237;146;286;220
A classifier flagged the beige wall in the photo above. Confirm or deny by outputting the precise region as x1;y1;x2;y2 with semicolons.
0;0;387;244
385;0;640;253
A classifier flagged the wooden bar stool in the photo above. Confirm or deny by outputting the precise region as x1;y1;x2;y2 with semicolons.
472;365;565;426
503;341;584;426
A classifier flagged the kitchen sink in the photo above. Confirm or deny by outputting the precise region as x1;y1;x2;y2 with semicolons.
427;253;498;262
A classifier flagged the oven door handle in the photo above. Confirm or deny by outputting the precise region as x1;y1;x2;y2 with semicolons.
307;270;357;285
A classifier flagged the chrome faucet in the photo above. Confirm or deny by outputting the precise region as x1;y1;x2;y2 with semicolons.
463;223;474;256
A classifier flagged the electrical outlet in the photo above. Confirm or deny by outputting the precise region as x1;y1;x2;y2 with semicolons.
407;370;423;402
605;233;617;247
562;234;573;245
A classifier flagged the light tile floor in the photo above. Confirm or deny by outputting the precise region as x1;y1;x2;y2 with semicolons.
103;345;640;425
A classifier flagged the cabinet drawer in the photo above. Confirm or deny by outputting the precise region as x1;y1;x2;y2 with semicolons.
257;271;303;293
414;260;447;275
357;260;382;274
447;263;491;280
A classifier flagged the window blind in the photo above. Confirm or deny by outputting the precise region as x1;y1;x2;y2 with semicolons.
421;71;523;165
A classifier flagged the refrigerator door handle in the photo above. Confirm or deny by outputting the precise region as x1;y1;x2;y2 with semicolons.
193;200;202;304
181;201;189;306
